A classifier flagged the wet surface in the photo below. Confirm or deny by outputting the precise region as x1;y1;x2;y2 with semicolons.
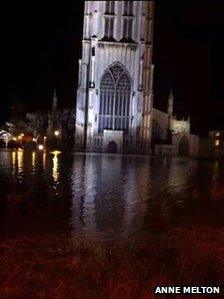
0;149;224;298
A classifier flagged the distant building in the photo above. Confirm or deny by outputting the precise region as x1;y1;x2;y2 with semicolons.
209;131;224;158
47;90;75;148
152;90;201;157
47;89;63;140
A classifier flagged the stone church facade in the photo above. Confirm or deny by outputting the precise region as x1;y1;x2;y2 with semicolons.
75;1;154;153
152;90;196;157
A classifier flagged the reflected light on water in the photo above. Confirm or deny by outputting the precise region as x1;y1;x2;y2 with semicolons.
42;151;46;170
70;155;145;239
17;149;24;175
32;151;36;173
1;152;224;297
51;151;61;182
3;151;224;241
213;160;219;181
12;151;16;176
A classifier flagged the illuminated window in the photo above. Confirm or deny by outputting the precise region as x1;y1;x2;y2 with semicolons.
215;140;220;147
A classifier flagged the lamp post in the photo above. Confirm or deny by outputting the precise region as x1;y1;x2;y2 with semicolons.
44;136;47;148
38;144;44;151
54;130;60;137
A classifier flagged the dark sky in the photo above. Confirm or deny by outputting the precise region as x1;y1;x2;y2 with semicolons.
1;1;224;135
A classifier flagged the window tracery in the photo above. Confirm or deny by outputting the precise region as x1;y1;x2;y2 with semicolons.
99;63;131;133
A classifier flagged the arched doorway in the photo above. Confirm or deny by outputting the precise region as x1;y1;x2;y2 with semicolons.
99;62;131;134
108;141;118;153
178;136;190;157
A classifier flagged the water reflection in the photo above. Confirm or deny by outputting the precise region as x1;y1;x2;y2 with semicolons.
17;149;24;175
42;151;46;170
1;150;224;240
11;150;16;177
0;150;12;179
32;151;36;174
70;155;188;239
10;149;24;182
71;155;97;231
70;155;206;240
52;151;61;182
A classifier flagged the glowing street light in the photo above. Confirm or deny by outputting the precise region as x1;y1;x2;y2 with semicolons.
54;130;60;137
215;140;220;147
38;144;44;151
33;138;37;142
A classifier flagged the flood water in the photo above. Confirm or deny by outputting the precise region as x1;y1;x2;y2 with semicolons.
1;149;224;298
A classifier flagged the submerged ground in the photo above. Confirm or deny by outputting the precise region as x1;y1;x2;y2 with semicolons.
0;149;224;298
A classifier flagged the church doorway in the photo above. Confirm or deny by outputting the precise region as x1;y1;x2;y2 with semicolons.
178;136;190;157
107;141;118;153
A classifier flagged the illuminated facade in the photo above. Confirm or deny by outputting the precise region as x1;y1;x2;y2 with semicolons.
209;130;224;157
152;90;191;144
75;1;154;153
152;90;198;157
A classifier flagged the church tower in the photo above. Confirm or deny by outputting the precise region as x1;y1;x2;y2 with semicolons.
75;1;154;153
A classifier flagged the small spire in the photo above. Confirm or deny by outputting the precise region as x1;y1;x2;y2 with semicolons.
52;89;57;112
167;89;174;116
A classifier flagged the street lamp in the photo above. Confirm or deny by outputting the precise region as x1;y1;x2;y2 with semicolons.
38;144;44;151
54;130;59;137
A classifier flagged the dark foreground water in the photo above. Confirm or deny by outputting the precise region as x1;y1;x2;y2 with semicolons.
0;149;224;298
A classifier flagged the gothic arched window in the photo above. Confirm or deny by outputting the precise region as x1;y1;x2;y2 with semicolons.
152;121;161;141
99;63;131;133
122;1;133;40
105;1;115;14
104;17;115;39
122;18;133;40
123;1;133;16
104;1;115;39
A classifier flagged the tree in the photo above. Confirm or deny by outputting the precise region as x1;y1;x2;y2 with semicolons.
26;112;48;141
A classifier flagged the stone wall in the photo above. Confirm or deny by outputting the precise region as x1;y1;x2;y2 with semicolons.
152;108;169;141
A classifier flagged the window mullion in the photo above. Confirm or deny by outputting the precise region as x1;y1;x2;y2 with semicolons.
127;19;129;39
113;86;116;130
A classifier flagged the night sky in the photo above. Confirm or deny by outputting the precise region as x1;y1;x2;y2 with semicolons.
1;1;224;135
